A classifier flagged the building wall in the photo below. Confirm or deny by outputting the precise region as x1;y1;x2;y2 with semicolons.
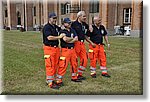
2;0;143;37
107;2;117;34
25;3;33;31
7;1;17;30
131;0;143;37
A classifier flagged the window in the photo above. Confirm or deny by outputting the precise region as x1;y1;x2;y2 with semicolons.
123;8;132;24
35;19;36;24
66;3;71;14
5;9;8;17
70;4;80;13
61;3;71;15
17;11;21;25
33;6;36;16
61;3;65;15
89;0;99;13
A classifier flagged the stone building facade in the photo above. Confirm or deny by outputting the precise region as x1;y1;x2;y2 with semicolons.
2;0;143;37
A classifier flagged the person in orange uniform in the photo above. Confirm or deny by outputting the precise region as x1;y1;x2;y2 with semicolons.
71;11;89;80
87;16;111;78
56;18;82;87
42;12;65;89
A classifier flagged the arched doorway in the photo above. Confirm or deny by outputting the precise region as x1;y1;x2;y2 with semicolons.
17;11;21;25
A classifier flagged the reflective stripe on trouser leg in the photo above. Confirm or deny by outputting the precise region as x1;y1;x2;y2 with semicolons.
78;66;85;76
90;66;96;75
72;73;77;79
46;76;54;83
56;74;63;83
78;66;85;71
100;66;108;74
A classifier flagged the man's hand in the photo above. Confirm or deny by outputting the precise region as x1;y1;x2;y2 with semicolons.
74;36;78;41
91;42;96;48
89;25;93;32
107;44;110;50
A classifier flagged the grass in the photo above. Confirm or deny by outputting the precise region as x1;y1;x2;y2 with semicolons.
2;30;142;95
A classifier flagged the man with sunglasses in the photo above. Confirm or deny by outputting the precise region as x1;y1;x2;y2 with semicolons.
42;12;65;89
56;18;82;87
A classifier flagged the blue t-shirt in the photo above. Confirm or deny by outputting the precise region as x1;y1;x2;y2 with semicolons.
43;23;61;46
60;28;77;48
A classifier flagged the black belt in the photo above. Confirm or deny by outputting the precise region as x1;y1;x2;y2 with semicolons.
95;43;105;45
44;44;58;47
62;46;74;49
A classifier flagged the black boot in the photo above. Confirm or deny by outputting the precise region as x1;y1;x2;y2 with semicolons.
101;73;111;78
71;79;82;82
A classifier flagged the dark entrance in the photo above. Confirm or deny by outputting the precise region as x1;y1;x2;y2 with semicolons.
17;11;21;25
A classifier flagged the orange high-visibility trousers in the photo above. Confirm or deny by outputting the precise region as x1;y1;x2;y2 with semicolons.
57;48;78;82
88;44;107;74
74;41;88;76
43;45;60;82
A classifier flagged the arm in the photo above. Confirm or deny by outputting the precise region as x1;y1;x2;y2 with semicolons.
47;33;65;40
68;36;78;43
44;25;65;40
63;36;78;43
85;35;96;48
104;35;110;50
104;35;109;44
63;36;74;42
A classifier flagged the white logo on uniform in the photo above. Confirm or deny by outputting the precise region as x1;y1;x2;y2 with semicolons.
101;30;104;34
71;33;74;38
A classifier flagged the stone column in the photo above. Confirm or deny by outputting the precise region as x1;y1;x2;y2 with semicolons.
70;0;80;21
54;0;59;25
131;0;143;37
25;1;33;31
36;0;41;26
43;0;48;24
48;1;54;15
21;0;25;28
0;1;3;29
7;0;17;30
40;1;44;25
99;0;108;28
81;0;89;24
107;0;118;34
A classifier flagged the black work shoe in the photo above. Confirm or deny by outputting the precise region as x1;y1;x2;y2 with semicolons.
47;81;59;89
71;79;82;82
77;75;86;80
57;82;64;87
91;74;96;78
101;73;111;78
50;84;60;89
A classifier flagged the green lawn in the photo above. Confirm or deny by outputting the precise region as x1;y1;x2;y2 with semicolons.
2;30;142;95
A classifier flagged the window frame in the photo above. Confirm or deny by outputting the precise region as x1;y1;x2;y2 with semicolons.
66;3;71;14
123;8;132;25
89;0;99;13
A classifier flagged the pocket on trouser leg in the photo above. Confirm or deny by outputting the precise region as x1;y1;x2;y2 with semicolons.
88;49;94;60
59;57;66;68
44;55;52;67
